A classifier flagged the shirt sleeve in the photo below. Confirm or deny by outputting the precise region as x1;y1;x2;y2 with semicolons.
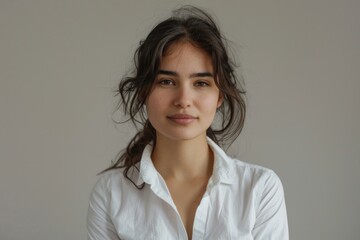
252;171;289;240
87;175;121;240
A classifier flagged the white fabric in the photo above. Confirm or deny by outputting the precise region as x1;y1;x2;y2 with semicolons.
87;138;289;240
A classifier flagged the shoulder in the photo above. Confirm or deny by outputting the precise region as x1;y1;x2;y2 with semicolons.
90;167;141;205
92;168;125;190
89;169;124;204
228;157;286;203
90;166;144;200
231;157;281;182
208;137;284;190
232;157;283;185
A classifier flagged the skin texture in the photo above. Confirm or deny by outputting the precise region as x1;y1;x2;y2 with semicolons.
146;41;222;239
146;41;222;143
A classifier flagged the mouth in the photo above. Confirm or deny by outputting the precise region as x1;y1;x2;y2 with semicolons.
167;114;198;125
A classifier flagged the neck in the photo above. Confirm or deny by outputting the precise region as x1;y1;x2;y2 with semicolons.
151;135;213;181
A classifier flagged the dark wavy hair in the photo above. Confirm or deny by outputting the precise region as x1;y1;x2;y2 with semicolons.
103;6;246;189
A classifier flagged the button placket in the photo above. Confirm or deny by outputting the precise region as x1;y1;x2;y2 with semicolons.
191;195;210;240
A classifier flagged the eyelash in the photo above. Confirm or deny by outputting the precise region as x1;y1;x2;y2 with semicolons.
157;79;210;87
158;79;175;86
194;81;210;87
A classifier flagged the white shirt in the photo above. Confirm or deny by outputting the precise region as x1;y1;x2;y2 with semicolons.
87;138;289;240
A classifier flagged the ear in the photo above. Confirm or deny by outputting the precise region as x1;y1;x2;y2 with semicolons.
217;94;223;108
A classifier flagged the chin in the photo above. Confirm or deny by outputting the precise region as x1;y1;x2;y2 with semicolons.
157;130;207;142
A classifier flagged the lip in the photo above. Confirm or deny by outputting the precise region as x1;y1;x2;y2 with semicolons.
167;114;198;125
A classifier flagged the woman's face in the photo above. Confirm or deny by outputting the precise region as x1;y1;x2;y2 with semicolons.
146;41;222;142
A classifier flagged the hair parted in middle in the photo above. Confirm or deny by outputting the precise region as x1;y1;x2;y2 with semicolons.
106;5;246;188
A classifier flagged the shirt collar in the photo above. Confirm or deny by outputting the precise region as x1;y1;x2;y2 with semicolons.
206;137;236;185
136;142;158;186
136;137;236;186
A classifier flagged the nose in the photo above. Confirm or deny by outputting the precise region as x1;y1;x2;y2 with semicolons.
173;85;192;108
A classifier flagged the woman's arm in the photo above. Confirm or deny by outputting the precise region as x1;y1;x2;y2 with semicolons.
87;177;121;240
252;172;289;240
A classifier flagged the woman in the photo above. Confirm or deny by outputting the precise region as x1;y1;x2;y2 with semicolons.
87;6;288;240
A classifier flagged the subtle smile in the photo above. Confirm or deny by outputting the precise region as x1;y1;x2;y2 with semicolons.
167;114;198;125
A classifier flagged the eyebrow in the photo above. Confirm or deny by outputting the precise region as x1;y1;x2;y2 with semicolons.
157;69;214;78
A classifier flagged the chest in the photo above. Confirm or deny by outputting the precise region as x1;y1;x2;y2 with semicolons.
166;179;209;239
110;184;256;240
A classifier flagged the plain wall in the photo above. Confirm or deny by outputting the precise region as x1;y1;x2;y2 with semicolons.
1;0;359;239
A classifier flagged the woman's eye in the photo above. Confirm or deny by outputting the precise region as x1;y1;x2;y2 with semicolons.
194;81;209;87
159;79;174;85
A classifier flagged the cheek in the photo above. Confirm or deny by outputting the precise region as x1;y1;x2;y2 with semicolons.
146;92;164;114
146;98;157;115
201;94;221;113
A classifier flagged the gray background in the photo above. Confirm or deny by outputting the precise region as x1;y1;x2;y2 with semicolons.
1;0;359;239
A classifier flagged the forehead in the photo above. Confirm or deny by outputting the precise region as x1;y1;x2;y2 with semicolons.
160;41;213;72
